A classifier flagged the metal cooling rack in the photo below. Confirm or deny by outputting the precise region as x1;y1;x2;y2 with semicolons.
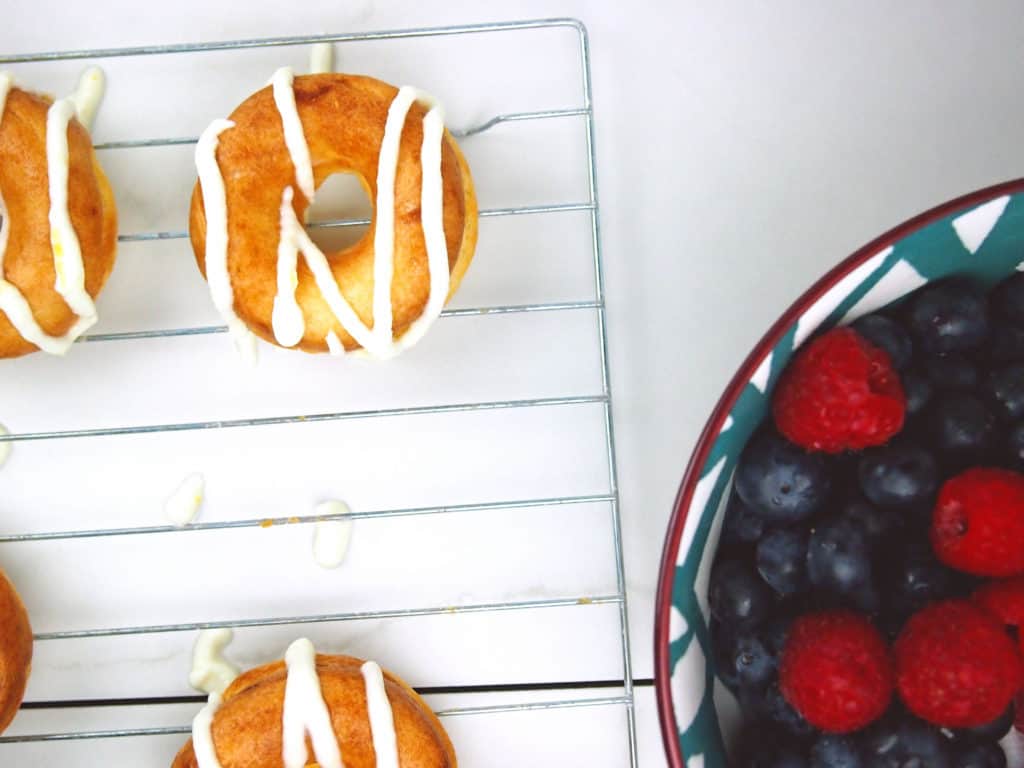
0;17;638;765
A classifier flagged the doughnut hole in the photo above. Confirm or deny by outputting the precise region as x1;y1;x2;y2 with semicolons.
304;171;373;253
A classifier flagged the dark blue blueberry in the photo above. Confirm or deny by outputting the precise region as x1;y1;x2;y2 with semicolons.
901;372;932;418
854;315;913;370
738;725;809;768
736;432;832;524
710;558;774;629
745;746;810;768
858;441;939;507
886;538;957;620
955;703;1014;742
807;515;877;610
711;619;740;692
809;733;863;768
740;681;816;739
860;712;953;768
841;496;901;545
991;272;1024;326
723;490;768;546
923;352;979;392
986;363;1024;422
928;394;997;465
985;325;1024;363
1008;421;1024;468
953;741;1007;768
757;528;809;596
907;280;989;353
732;632;779;688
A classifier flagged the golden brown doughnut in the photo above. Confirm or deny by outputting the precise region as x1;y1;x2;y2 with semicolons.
189;72;477;356
0;568;32;734
173;646;456;767
0;79;117;358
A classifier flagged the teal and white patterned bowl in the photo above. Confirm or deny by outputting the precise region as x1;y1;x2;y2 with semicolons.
654;179;1024;768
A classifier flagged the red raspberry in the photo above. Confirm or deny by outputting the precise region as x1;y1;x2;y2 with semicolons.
779;611;893;733
772;328;905;453
895;600;1022;728
932;468;1024;577
974;576;1024;628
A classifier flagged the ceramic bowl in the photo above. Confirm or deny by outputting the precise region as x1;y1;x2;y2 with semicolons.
654;178;1024;767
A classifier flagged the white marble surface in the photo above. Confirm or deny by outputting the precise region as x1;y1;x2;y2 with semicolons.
2;2;1023;765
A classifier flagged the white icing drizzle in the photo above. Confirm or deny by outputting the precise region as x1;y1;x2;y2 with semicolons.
190;628;239;695
282;638;344;768
271;68;315;201
310;43;335;75
0;424;11;468
165;472;205;526
312;501;354;569
195;119;258;361
361;661;399;768
0;76;99;355
200;76;451;359
325;329;345;355
70;67;105;131
192;691;225;768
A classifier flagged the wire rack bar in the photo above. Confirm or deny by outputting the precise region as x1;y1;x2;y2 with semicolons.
0;394;606;444
0;493;615;543
116;201;596;243
0;18;585;64
79;300;602;345
0;694;631;744
93;107;590;151
34;594;622;641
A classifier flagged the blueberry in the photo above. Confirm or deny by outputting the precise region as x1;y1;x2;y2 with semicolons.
861;712;953;768
992;272;1024;326
902;372;933;418
807;515;877;610
985;364;1024;421
984;325;1024;363
954;741;1006;768
886;539;957;620
732;632;779;688
710;558;774;629
841;496;901;545
723;490;768;546
854;315;913;370
744;746;809;768
956;703;1014;742
739;726;809;768
810;733;863;768
928;394;997;465
736;432;832;524
740;680;816;739
923;352;979;392
907;280;989;353
1008;421;1024;468
757;528;810;596
858;441;939;507
711;619;740;692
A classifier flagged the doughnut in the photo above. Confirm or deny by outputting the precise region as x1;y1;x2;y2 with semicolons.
173;638;456;767
0;568;32;734
0;70;117;358
189;68;477;358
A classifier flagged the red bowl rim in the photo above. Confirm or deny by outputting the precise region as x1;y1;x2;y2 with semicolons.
653;177;1024;768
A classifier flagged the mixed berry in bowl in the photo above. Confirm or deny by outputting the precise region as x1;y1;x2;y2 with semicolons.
712;274;1024;767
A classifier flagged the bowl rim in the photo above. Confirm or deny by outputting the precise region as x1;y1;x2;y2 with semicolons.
653;177;1024;768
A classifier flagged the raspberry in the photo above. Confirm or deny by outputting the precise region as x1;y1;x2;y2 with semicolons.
974;576;1024;628
779;611;893;733
932;468;1024;577
772;328;905;453
895;600;1022;728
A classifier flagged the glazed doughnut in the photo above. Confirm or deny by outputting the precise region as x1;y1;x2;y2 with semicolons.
173;638;456;767
190;69;477;358
0;71;117;358
0;568;32;733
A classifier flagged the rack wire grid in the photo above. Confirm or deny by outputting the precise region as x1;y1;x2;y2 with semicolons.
0;17;638;766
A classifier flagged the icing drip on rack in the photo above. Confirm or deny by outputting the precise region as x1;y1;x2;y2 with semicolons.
165;472;205;526
282;638;343;768
361;661;400;768
189;628;239;695
0;424;11;468
70;67;105;130
199;69;451;358
312;500;354;568
310;43;335;74
0;72;106;355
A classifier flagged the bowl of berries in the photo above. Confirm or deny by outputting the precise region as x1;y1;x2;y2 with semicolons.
655;178;1024;768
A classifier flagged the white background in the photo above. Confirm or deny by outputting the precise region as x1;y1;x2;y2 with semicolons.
2;2;1023;766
